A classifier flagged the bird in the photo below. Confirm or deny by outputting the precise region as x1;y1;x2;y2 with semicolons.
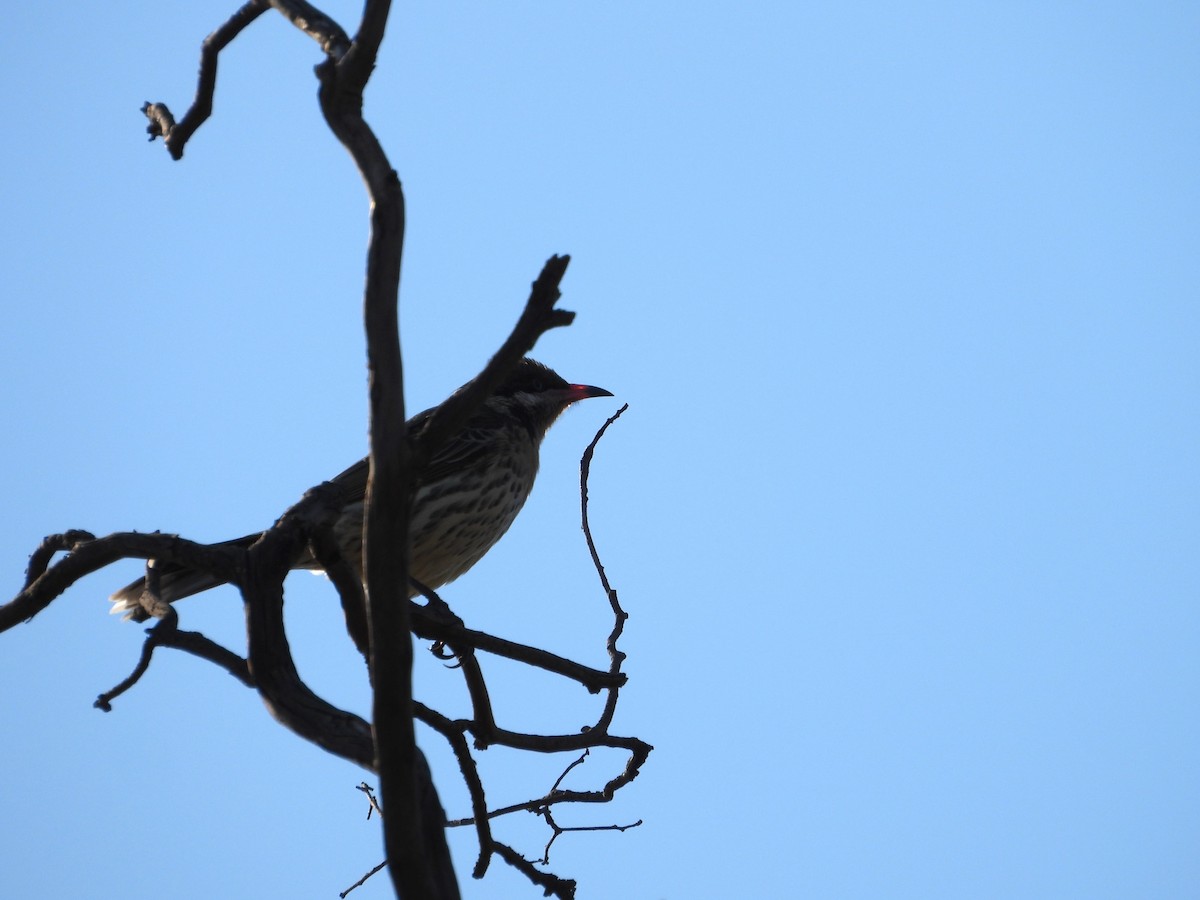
110;358;612;620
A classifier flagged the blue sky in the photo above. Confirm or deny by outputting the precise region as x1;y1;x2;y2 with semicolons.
3;2;1198;898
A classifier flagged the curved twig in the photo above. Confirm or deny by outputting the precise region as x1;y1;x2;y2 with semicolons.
95;609;254;711
580;403;631;733
142;1;270;159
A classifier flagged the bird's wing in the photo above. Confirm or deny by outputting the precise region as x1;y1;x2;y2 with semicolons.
418;423;504;484
328;405;503;500
329;456;371;503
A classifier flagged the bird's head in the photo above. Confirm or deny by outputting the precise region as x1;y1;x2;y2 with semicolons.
491;358;613;437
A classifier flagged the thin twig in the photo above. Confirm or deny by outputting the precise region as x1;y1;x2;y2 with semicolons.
492;842;576;900
580;403;631;733
340;859;387;898
356;782;384;819
143;0;270;159
413;703;494;878
540;807;643;865
96;612;254;711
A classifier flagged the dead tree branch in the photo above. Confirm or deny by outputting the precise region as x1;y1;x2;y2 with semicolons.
581;403;632;733
1;391;644;898
95;608;253;711
142;0;270;159
410;255;576;469
410;603;622;694
308;0;439;893
3;531;236;631
2;4;654;898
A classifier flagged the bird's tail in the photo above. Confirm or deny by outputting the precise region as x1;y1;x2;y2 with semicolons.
108;533;263;622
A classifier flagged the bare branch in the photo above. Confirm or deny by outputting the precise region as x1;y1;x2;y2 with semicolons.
309;520;370;660
82;5;648;895
142;0;270;159
94;611;175;711
492;842;576;900
267;0;352;57
341;858;388;898
2;532;238;632
95;608;253;711
580;403;631;733
4;385;642;899
158;627;255;686
342;0;392;91
469;727;650;790
357;782;385;819
241;484;376;769
414;703;494;878
540;809;643;866
410;605;622;692
411;255;576;468
141;0;356;161
22;530;94;589
310;4;463;895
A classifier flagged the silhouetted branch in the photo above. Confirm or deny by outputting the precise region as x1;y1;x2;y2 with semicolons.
0;484;377;766
307;1;460;895
411;256;576;470
580;403;631;733
408;584;497;747
423;409;648;894
157;626;255;684
310;519;370;660
342;858;388;898
242;483;377;769
7;5;648;898
22;529;94;589
95;607;252;711
1;532;237;632
141;0;361;160
414;703;494;878
142;0;270;159
493;842;576;900
410;604;622;693
528;752;644;862
2;371;643;900
539;806;643;865
268;0;352;56
340;0;390;88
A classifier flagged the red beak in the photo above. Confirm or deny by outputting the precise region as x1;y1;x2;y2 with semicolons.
566;383;614;401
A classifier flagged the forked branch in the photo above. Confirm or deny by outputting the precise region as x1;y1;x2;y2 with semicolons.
11;2;650;897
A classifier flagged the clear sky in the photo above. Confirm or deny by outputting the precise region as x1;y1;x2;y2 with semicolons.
3;3;1198;898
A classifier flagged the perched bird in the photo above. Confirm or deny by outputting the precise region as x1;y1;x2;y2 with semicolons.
110;358;612;619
